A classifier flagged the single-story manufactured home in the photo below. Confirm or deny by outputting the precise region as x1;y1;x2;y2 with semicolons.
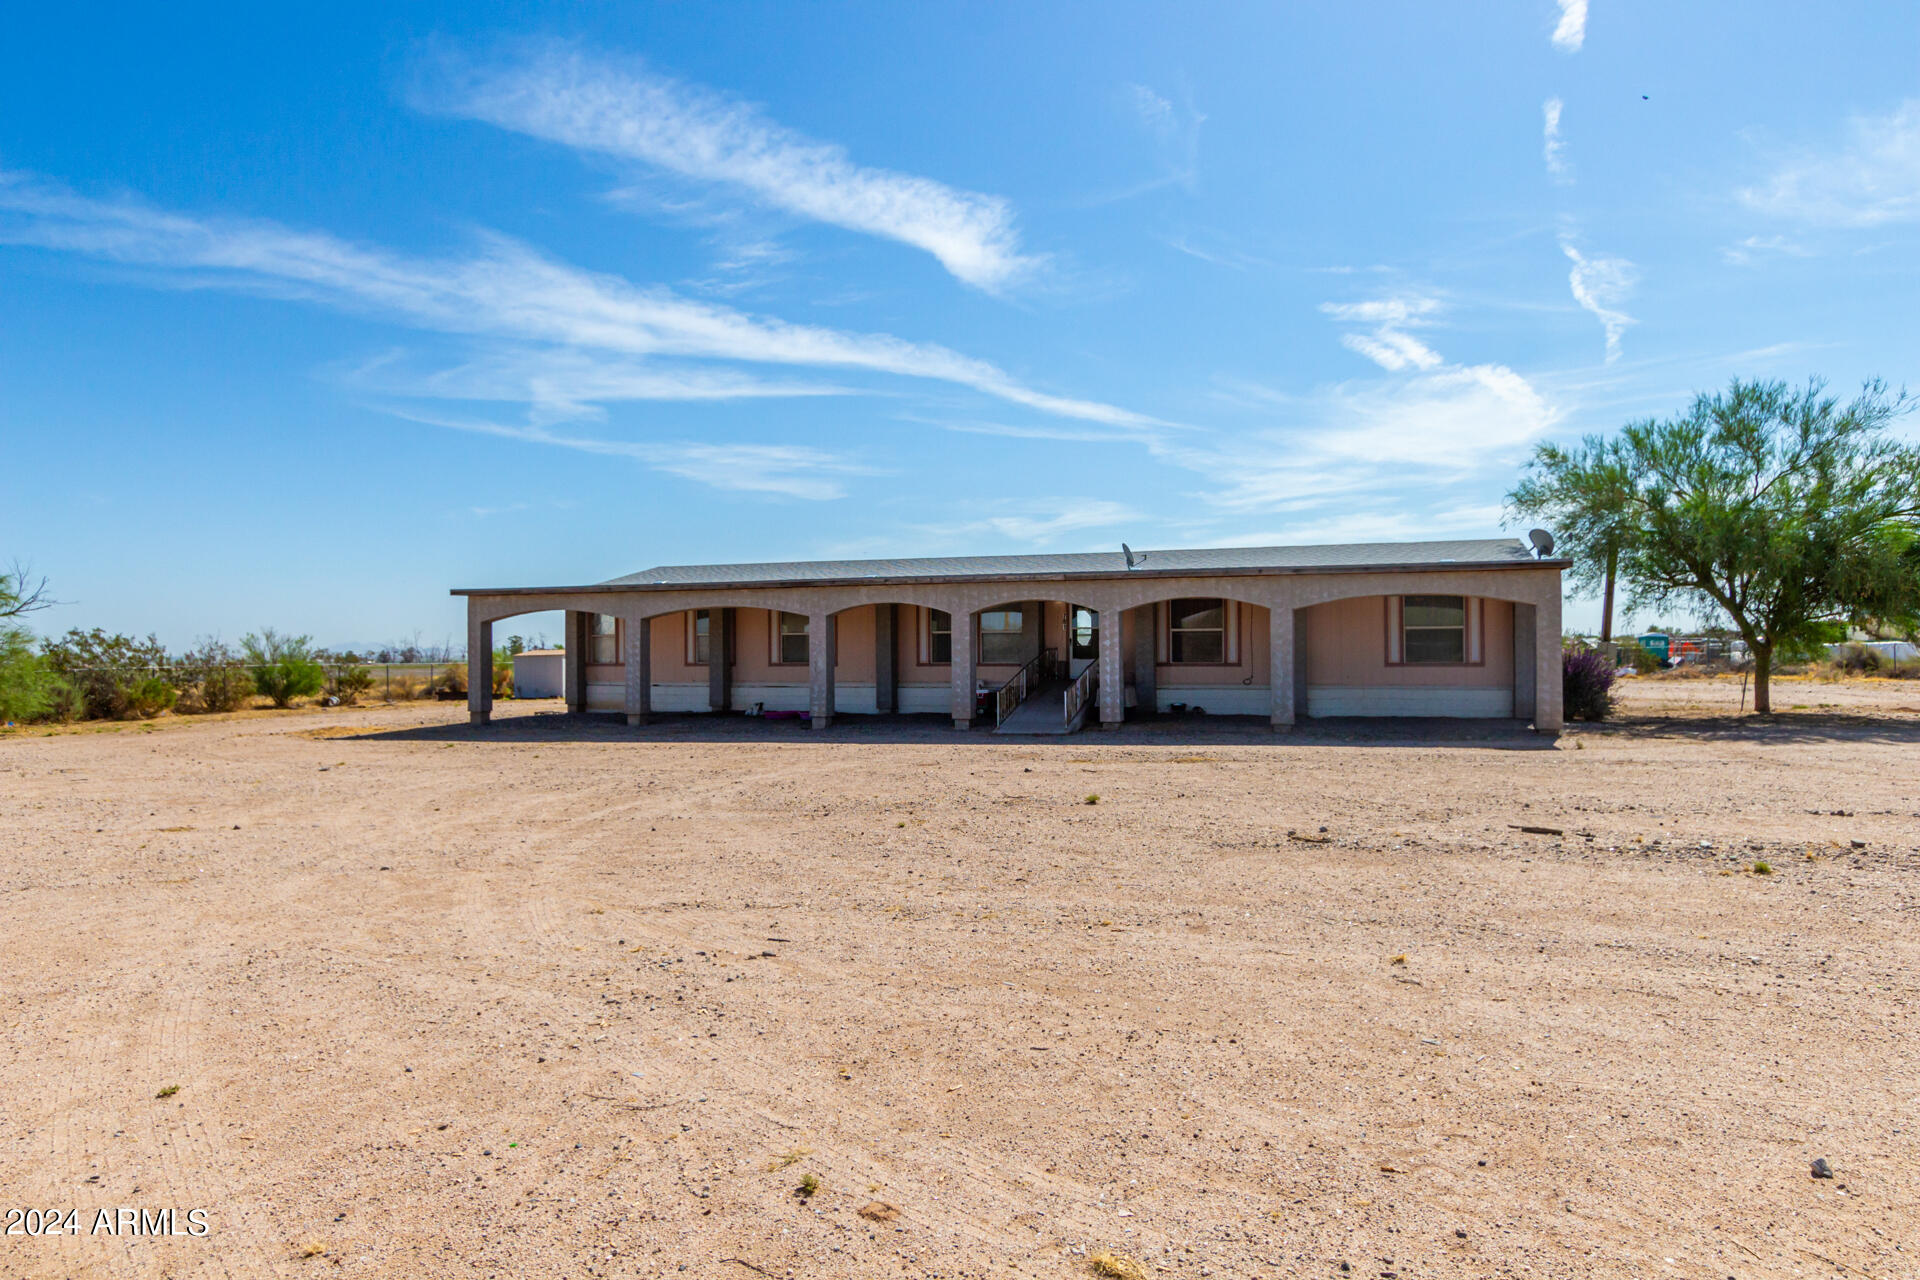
454;537;1567;735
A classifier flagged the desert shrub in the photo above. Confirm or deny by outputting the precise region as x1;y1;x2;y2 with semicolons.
124;676;177;718
385;675;424;701
438;662;468;695
1831;643;1881;674
333;664;374;706
242;628;326;708
41;676;84;723
491;662;513;698
0;623;68;723
1563;645;1617;721
176;639;253;713
196;665;255;712
41;628;173;719
1878;657;1920;679
1615;642;1661;674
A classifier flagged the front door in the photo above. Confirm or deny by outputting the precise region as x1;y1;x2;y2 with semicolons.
1067;604;1099;670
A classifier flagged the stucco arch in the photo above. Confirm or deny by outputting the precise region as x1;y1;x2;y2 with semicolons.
458;561;1562;733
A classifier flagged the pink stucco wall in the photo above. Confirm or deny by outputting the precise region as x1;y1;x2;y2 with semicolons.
1301;595;1513;687
586;596;1506;695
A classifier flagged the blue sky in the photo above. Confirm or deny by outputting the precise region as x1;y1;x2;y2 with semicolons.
4;2;1918;649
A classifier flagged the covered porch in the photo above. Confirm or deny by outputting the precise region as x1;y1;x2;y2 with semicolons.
457;545;1566;736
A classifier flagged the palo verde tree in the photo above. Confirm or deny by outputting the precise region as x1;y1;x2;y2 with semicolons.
1513;378;1920;714
1508;435;1638;641
0;561;65;723
242;628;326;709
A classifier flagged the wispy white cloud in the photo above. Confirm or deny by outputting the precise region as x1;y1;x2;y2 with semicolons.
1184;295;1559;515
1175;501;1512;551
348;347;847;425
1558;236;1636;361
922;417;1165;446
1739;99;1920;227
1088;82;1206;204
1551;0;1588;52
1163;231;1270;271
0;171;1146;427
1719;234;1811;267
1542;98;1570;180
422;46;1039;292
918;499;1142;545
1321;294;1445;372
392;407;874;500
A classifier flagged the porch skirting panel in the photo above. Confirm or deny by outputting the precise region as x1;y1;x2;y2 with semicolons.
1154;685;1271;716
1307;685;1515;718
588;681;897;715
897;684;951;714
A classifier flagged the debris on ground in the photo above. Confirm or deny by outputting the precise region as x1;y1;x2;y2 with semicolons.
1089;1250;1149;1280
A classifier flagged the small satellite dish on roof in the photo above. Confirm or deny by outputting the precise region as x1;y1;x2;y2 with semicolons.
1528;528;1556;558
1122;542;1143;569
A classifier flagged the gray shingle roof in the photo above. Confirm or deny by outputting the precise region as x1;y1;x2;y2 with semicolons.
599;538;1544;589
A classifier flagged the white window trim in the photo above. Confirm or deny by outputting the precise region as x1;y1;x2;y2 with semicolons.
1160;598;1238;665
590;613;619;665
977;607;1026;666
686;609;710;666
775;611;810;666
1387;595;1484;666
919;606;953;665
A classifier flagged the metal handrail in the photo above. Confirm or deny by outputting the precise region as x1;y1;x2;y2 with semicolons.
993;647;1056;726
1062;660;1097;728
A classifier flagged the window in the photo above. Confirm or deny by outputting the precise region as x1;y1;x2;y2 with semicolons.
1168;598;1225;663
590;614;618;664
925;608;952;664
1069;606;1098;660
689;609;710;665
777;611;810;665
1402;594;1466;663
978;608;1025;665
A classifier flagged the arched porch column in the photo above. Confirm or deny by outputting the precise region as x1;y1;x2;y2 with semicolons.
1268;603;1295;729
1097;607;1126;726
1533;592;1564;733
466;603;492;726
564;610;587;715
623;613;651;726
808;611;837;729
949;608;976;729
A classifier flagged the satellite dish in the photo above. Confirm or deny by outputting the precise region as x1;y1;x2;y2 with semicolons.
1122;542;1140;569
1528;528;1556;558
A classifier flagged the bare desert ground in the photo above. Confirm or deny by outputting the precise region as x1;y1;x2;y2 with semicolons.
3;676;1918;1279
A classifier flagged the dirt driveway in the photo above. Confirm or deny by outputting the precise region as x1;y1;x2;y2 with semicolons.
3;678;1916;1278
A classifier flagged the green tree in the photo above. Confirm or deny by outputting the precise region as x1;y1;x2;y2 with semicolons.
42;627;173;719
242;628;326;708
1508;436;1637;641
0;623;65;722
0;562;73;723
1513;379;1920;713
1;559;51;619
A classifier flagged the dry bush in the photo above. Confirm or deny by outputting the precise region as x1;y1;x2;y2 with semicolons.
1089;1251;1149;1280
385;676;425;701
333;665;374;706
